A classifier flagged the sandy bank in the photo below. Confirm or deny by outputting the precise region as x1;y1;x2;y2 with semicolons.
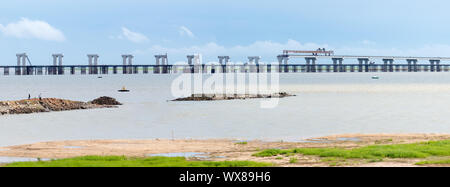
0;133;449;167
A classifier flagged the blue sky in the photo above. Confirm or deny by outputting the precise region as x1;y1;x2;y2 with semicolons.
1;0;450;65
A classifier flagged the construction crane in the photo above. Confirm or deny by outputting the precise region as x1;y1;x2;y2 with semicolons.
283;48;334;56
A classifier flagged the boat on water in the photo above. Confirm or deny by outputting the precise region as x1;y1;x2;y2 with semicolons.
371;76;379;80
118;86;130;92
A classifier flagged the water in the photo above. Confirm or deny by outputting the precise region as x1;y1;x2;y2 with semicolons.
0;157;50;163
1;73;450;147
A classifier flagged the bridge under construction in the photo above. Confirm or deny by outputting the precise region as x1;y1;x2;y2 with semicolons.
2;50;450;75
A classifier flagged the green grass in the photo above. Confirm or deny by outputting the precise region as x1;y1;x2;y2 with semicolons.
3;156;273;167
235;141;248;145
415;159;450;165
289;157;298;164
253;140;450;159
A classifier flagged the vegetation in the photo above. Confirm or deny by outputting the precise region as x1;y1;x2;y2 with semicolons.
253;140;450;159
235;141;248;145
289;157;298;164
415;159;450;165
4;156;273;167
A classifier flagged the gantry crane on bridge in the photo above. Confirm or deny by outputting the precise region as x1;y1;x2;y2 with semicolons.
283;48;334;56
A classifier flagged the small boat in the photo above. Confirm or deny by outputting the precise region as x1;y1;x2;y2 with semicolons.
97;76;103;79
118;86;130;92
371;76;379;80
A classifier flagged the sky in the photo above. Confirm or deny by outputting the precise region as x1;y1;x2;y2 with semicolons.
2;0;450;65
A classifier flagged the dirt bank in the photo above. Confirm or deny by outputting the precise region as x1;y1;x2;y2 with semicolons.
0;96;121;115
0;133;449;167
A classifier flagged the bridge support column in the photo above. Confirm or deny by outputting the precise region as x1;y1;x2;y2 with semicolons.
16;53;29;75
305;57;317;73
161;55;169;74
332;58;343;72
382;59;394;72
154;54;168;74
430;60;440;72
406;59;417;72
52;54;64;75
186;55;195;73
248;56;260;73
283;56;289;72
332;58;337;72
219;56;230;73
277;55;283;73
357;58;369;72
87;54;99;74
122;55;134;74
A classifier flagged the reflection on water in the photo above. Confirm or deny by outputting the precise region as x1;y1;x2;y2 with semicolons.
1;73;450;147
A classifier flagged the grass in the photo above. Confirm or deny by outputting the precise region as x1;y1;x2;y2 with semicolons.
3;156;273;167
235;141;248;145
253;140;450;159
415;159;450;165
289;157;298;164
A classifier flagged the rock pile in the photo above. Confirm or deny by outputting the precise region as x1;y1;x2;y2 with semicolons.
172;92;295;101
90;96;122;105
0;97;121;115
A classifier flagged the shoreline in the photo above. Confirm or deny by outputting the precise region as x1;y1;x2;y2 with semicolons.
1;133;449;167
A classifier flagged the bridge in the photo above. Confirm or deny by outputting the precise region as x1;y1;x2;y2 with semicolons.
2;51;450;75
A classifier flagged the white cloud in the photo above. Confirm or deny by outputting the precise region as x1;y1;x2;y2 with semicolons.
120;27;149;43
0;18;65;42
178;26;195;38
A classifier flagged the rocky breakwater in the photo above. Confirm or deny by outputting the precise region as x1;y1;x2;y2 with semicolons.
172;92;295;101
0;96;121;115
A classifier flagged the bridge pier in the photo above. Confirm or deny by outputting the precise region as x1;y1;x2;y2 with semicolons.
87;54;99;74
331;58;343;72
326;64;331;72
430;60;440;72
122;55;133;74
4;67;9;75
357;58;369;72
277;55;289;73
154;54;168;74
305;57;316;72
407;59;418;72
16;53;29;75
113;66;118;74
382;59;394;72
187;55;201;73
248;56;260;73
81;67;87;74
219;56;230;73
143;66;149;74
52;54;64;75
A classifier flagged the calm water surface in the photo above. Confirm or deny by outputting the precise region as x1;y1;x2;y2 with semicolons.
1;73;450;146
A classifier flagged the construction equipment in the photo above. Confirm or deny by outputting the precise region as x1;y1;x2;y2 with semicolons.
283;48;334;56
